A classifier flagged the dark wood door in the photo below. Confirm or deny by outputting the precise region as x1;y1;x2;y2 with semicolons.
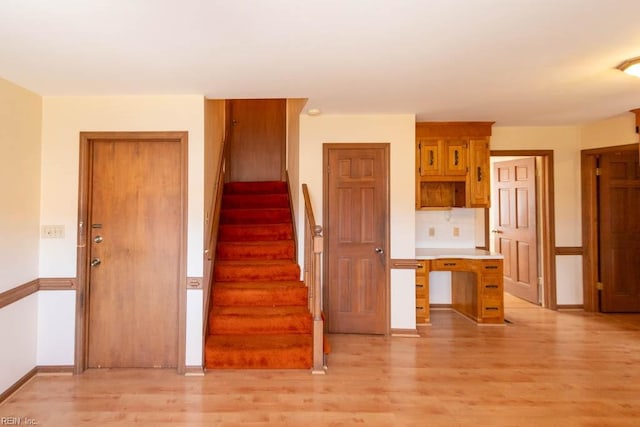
324;144;389;334
599;150;640;312
493;158;539;304
88;139;181;368
228;99;285;182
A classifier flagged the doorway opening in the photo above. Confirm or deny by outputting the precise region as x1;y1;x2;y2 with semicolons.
487;150;556;309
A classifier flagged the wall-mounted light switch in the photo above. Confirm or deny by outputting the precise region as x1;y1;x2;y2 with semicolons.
428;227;435;237
42;225;65;239
453;227;460;237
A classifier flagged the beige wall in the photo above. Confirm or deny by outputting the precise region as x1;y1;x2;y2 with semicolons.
37;95;205;366
0;78;41;395
298;114;416;329
39;95;205;277
580;112;638;149
0;78;42;291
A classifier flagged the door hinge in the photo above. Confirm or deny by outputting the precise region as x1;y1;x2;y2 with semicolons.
596;281;603;290
595;168;601;176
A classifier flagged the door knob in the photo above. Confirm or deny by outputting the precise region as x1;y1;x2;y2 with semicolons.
375;247;384;254
93;235;103;243
91;258;101;267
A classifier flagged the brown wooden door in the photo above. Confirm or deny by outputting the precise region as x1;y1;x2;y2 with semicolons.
88;139;181;368
228;99;285;182
599;150;640;312
324;144;389;334
493;158;539;304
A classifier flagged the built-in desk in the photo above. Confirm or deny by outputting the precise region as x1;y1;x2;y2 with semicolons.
415;248;504;325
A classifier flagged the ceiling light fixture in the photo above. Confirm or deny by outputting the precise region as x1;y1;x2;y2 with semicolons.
307;108;321;116
617;57;640;78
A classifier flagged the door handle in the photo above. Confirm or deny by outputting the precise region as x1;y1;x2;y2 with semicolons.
91;258;101;267
375;247;384;254
93;235;103;243
491;229;503;234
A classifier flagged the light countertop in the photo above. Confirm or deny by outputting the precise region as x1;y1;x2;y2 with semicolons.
415;248;504;260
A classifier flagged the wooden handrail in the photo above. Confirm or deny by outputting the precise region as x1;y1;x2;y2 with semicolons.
202;120;231;338
302;183;325;374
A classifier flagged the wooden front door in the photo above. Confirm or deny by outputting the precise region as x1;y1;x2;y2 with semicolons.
324;144;389;334
599;149;640;312
87;138;182;368
493;158;539;304
228;99;285;182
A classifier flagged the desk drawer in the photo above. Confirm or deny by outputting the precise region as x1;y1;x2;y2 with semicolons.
481;259;502;274
416;260;428;276
481;298;503;318
416;298;428;314
480;275;503;298
416;276;427;297
431;258;472;271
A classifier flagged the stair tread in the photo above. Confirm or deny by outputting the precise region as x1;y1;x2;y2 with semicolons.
212;306;311;316
218;240;294;246
216;259;298;266
214;280;305;288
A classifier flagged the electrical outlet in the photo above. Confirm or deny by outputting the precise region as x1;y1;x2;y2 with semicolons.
428;227;435;237
453;227;460;237
42;225;65;239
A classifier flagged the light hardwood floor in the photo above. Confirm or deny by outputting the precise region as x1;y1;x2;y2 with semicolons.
2;295;640;426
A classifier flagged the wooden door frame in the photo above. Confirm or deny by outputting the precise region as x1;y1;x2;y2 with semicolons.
486;150;557;309
75;131;189;374
322;143;391;334
581;143;639;312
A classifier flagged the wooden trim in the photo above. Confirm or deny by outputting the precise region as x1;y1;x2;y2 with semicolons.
186;277;203;290
390;259;421;269
0;367;37;404
184;366;205;376
629;108;640;133
36;365;74;375
430;304;453;309
556;304;584;310
490;150;557;310
38;277;77;290
0;280;39;309
75;131;189;375
416;121;495;138
390;328;420;337
555;247;584;256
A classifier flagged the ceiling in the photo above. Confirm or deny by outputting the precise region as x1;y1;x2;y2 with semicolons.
2;0;640;126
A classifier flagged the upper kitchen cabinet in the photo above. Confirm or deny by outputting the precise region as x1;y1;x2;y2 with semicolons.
415;122;494;209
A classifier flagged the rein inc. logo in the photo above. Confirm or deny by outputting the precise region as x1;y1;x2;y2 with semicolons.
1;417;38;425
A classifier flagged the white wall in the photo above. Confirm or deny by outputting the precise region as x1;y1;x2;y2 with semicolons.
298;114;416;329
38;95;205;365
0;78;41;394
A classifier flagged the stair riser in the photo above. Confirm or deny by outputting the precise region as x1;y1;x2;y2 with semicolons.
218;224;293;242
212;287;308;307
220;209;291;225
224;181;288;195
210;314;312;335
214;265;300;282
216;242;295;260
206;348;311;369
222;194;289;209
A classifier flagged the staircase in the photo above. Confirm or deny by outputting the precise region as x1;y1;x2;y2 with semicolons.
205;181;314;369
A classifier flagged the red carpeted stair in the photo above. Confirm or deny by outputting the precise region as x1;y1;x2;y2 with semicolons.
205;181;314;369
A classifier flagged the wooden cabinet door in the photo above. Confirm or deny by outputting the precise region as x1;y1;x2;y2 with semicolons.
417;139;442;176
467;139;491;207
443;139;468;176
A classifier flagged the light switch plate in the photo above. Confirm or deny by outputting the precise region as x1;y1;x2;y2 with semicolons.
42;225;65;239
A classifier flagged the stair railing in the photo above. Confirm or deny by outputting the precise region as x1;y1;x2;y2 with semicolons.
302;183;325;374
202;127;231;338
